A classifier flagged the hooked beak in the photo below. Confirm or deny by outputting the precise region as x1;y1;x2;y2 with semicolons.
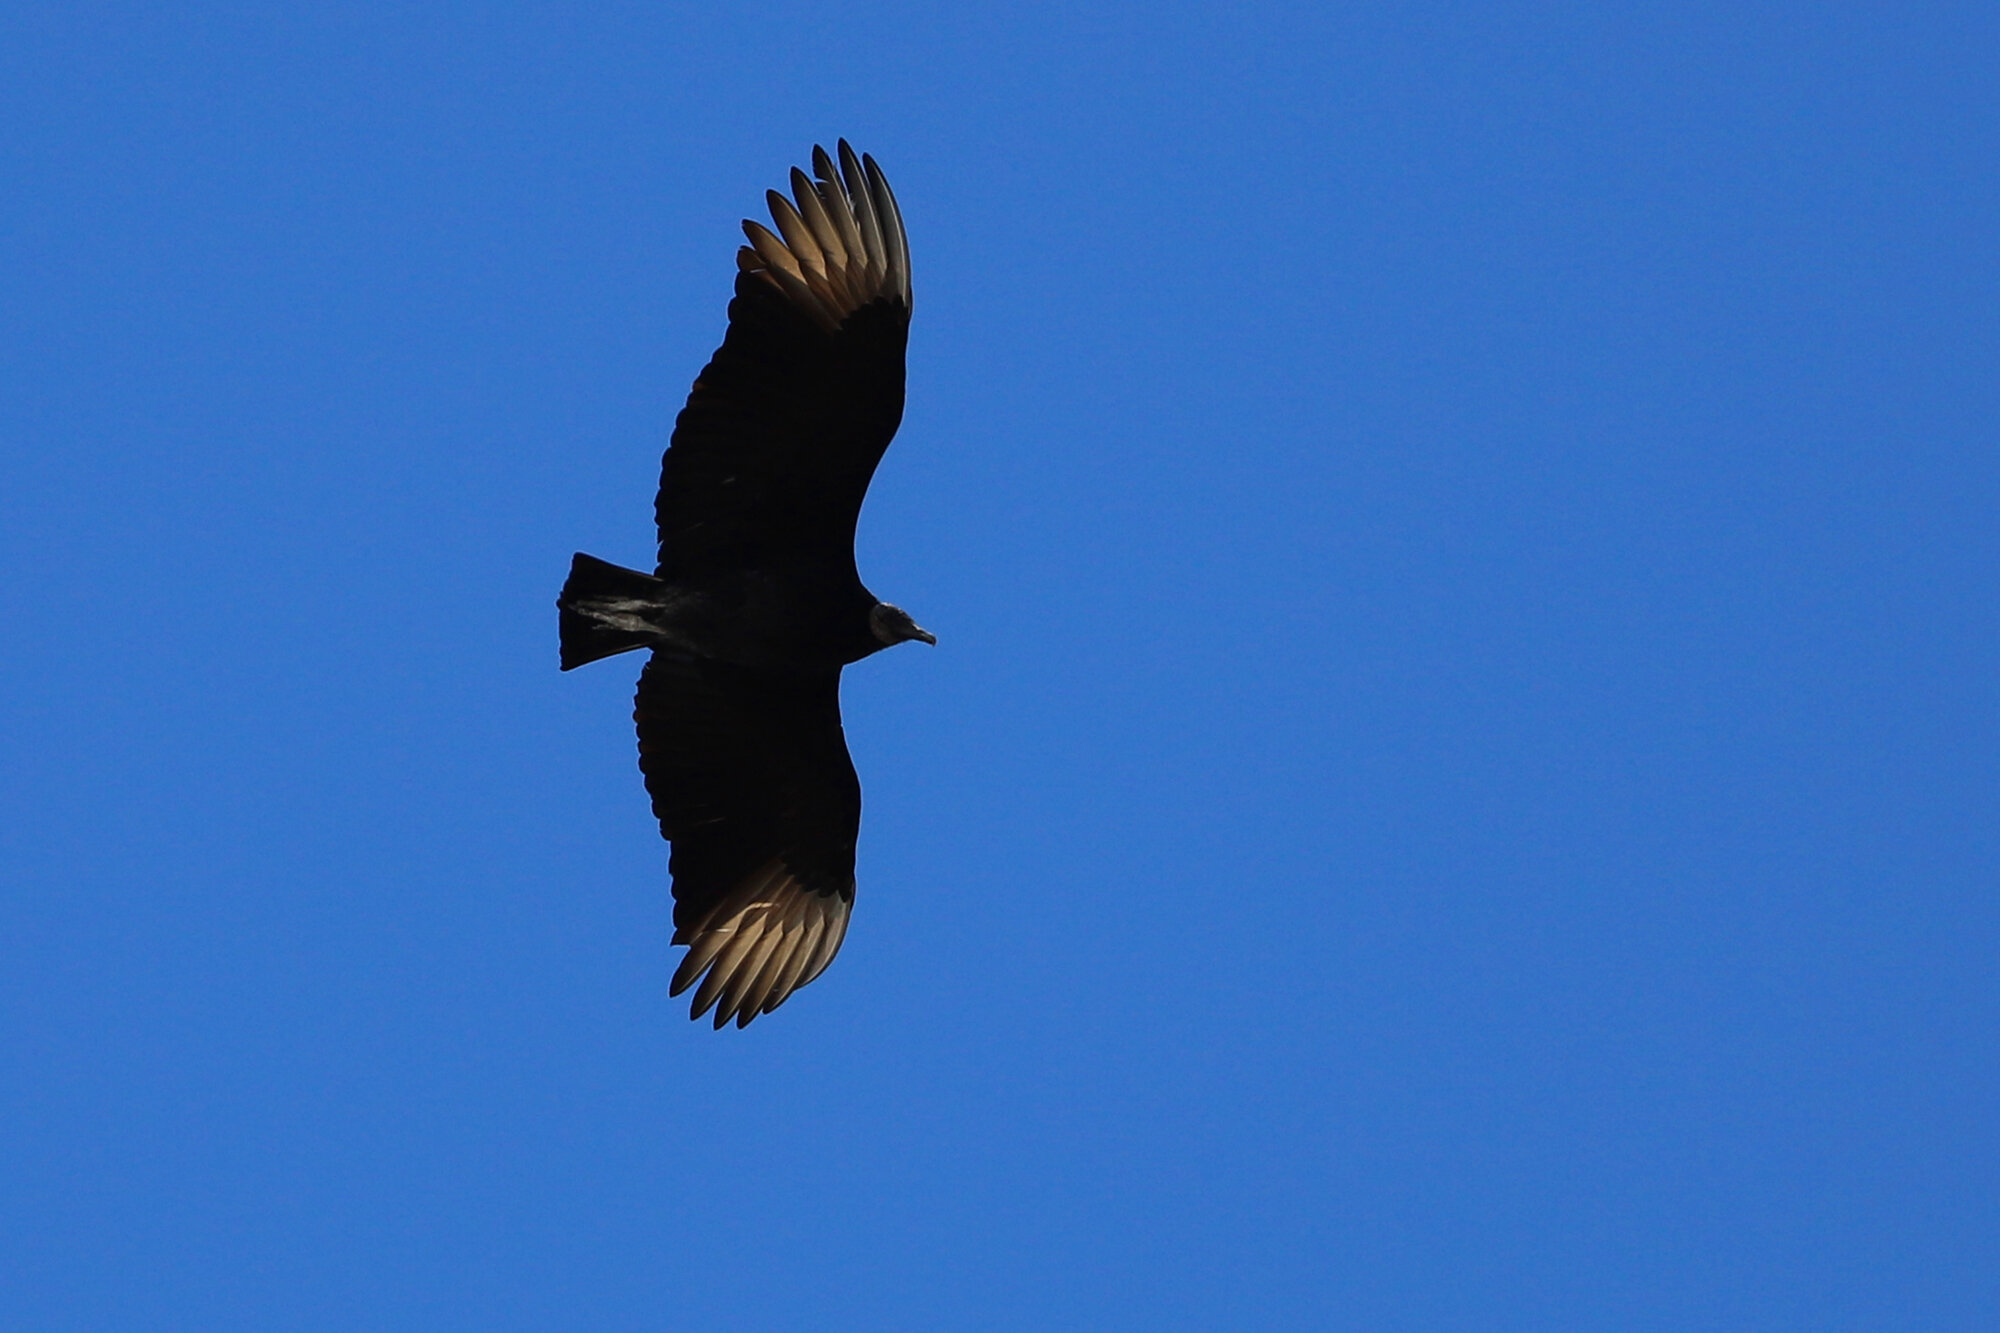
910;625;938;646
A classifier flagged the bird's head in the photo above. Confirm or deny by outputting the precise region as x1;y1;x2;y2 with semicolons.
869;602;937;648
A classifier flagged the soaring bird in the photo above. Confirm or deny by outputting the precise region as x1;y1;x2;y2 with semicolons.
557;142;929;1029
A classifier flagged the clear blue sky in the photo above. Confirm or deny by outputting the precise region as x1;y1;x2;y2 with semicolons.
3;3;1995;1328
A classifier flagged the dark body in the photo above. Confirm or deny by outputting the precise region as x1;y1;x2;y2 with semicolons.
655;291;909;669
558;143;927;1029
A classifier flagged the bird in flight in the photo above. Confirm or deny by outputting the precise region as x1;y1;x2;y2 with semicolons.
558;142;930;1029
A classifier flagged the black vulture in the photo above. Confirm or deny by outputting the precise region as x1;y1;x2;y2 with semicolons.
557;143;929;1030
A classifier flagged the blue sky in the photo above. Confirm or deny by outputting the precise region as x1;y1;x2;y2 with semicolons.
2;2;1995;1328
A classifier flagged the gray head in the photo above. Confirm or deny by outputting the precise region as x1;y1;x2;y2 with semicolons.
868;602;936;648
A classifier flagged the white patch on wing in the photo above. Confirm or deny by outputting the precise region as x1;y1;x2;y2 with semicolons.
737;141;912;331
669;862;854;1028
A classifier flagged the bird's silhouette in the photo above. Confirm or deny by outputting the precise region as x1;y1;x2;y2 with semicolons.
559;142;928;1028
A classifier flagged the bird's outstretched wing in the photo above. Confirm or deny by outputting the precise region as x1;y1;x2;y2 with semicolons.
656;142;912;582
634;652;859;1028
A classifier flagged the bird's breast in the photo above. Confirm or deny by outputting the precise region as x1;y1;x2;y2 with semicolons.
669;569;872;672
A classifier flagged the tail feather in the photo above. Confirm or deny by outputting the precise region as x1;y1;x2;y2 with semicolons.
558;553;669;670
